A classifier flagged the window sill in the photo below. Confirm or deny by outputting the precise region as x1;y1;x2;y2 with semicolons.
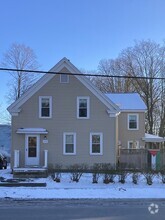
128;128;139;130
39;117;52;119
77;117;90;119
63;153;76;155
90;153;103;156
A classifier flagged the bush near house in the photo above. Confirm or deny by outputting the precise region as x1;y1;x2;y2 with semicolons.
50;163;165;185
159;167;165;184
92;163;103;184
69;164;89;182
52;164;63;182
101;163;116;184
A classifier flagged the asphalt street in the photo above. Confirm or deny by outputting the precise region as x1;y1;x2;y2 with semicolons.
0;199;164;220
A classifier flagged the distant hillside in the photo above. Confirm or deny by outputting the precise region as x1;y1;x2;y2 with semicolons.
0;124;11;155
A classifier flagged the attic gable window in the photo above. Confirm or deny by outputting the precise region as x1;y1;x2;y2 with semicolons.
39;96;52;118
77;97;90;119
60;74;69;83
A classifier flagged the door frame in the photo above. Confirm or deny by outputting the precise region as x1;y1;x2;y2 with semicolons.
25;134;40;166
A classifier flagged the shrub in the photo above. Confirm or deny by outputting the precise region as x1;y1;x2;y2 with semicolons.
117;163;129;184
117;166;128;184
69;164;88;182
158;167;165;184
143;169;156;185
53;164;63;183
118;172;128;184
92;163;102;184
132;172;140;184
102;163;116;184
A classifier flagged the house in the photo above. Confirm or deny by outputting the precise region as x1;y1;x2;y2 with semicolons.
7;58;165;174
106;93;165;169
106;93;147;150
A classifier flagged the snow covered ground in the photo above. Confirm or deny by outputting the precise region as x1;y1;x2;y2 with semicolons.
0;168;165;199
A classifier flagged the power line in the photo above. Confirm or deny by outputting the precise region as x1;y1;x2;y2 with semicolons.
0;67;165;80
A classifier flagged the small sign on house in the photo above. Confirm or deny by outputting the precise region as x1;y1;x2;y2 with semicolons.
43;136;48;144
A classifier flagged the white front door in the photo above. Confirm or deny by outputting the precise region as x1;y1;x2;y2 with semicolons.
25;135;40;166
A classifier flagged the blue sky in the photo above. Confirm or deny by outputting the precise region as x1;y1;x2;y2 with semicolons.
1;0;165;122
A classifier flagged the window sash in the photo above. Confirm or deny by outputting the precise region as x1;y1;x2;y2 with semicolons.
90;133;103;155
63;133;76;155
92;143;101;153
65;143;74;153
128;141;139;149
128;114;138;129
77;97;89;119
79;99;87;117
41;108;50;117
39;96;52;118
60;74;69;83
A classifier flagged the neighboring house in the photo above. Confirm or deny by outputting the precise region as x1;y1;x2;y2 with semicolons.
0;124;11;159
106;93;147;150
106;93;165;169
7;58;165;171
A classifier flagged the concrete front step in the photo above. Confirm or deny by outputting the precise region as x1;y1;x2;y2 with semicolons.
13;167;48;178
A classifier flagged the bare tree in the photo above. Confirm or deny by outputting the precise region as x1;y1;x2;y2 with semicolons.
92;58;134;93
118;40;165;134
1;43;39;102
93;40;165;135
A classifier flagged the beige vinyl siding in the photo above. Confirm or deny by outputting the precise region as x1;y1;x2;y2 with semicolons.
11;69;117;168
118;112;145;149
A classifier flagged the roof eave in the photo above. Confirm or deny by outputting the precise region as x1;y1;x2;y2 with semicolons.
142;133;165;143
121;109;147;112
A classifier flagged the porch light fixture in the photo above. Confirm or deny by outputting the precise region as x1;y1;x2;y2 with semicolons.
43;135;48;144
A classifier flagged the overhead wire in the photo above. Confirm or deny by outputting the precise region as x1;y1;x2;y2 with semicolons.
0;67;165;80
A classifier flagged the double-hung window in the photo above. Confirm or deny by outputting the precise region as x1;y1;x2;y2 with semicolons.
128;114;139;130
90;133;103;155
63;133;76;155
39;96;52;118
77;97;90;119
128;141;139;149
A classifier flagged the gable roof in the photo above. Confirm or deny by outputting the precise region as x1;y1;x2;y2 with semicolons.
105;93;147;112
7;57;120;116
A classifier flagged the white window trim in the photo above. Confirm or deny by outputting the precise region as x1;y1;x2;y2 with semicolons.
128;141;139;149
39;96;52;119
60;74;69;83
127;113;139;130
77;96;90;119
90;132;103;155
63;132;76;155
